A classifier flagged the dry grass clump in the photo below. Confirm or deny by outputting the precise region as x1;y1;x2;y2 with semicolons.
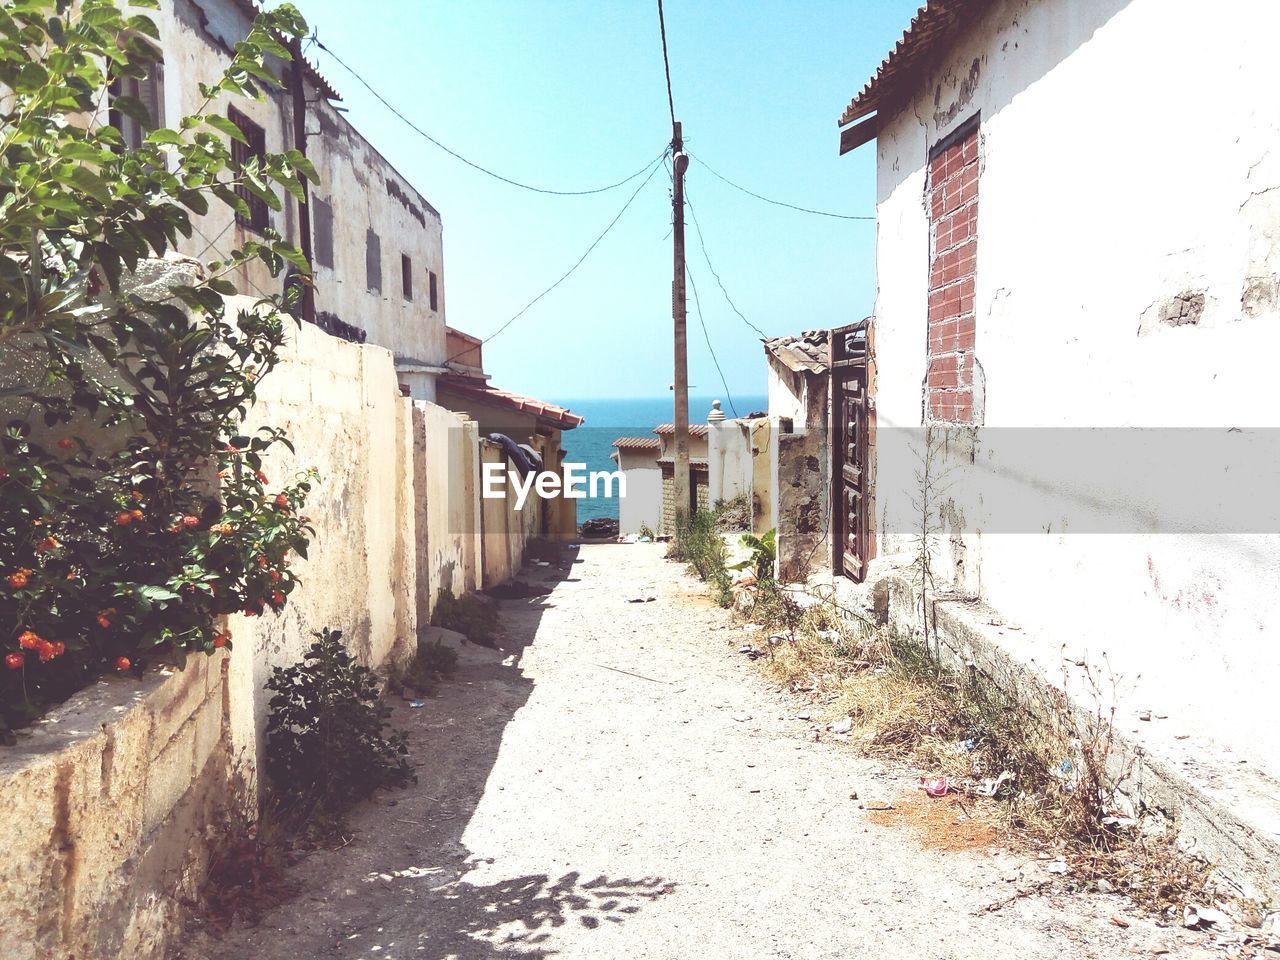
735;592;1211;915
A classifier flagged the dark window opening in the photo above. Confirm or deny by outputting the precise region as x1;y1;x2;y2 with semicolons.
108;60;165;150
365;229;382;293
313;197;334;269
401;254;413;301
227;107;269;233
428;269;438;312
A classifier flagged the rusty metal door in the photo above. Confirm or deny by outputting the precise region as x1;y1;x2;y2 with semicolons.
832;320;871;582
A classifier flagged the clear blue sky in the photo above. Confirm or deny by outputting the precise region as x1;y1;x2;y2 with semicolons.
289;0;919;400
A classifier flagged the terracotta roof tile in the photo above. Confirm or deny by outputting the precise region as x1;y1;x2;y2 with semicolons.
652;423;709;438
612;436;662;450
439;377;583;429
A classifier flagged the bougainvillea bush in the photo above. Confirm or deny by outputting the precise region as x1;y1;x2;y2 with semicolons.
0;1;319;737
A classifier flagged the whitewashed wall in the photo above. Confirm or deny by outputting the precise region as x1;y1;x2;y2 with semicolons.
868;0;1280;770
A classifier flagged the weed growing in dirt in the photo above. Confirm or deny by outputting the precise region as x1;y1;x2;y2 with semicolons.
432;588;499;644
265;628;414;828
670;510;734;607
737;595;1209;914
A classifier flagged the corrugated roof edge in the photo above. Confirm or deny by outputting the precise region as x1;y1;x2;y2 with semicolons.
838;0;991;128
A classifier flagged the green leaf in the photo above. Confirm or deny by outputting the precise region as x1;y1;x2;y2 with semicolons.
206;113;247;144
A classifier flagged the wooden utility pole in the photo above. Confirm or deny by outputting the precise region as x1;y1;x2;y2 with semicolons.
287;37;315;324
671;121;691;524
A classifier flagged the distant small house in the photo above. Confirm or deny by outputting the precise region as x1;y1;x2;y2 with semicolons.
611;437;662;535
437;331;583;543
762;331;831;580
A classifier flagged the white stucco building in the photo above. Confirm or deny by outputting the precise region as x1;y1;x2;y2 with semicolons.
121;0;448;399
838;0;1280;897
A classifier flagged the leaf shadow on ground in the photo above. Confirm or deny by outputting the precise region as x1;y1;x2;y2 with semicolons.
176;545;674;960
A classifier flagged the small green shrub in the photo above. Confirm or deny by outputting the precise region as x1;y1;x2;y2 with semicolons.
669;510;734;607
431;588;498;644
264;628;413;820
637;522;657;540
729;528;776;582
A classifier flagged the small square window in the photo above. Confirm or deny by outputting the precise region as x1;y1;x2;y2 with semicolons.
227;107;269;233
401;254;413;301
428;270;438;312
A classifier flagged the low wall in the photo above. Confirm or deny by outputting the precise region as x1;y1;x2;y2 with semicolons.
832;560;1280;905
0;294;505;958
0;655;232;960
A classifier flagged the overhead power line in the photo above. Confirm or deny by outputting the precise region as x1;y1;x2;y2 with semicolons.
656;0;677;128
686;266;738;418
313;37;665;197
690;152;875;221
446;153;668;363
683;189;769;340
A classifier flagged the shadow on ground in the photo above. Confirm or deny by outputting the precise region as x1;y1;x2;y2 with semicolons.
178;542;673;960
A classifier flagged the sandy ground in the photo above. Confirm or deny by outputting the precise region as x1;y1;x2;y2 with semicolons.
177;543;1221;960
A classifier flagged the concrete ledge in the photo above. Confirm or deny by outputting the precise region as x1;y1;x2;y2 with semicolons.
832;560;1280;905
0;653;236;960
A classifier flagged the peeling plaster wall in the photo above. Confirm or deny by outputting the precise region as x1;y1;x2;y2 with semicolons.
152;0;446;394
479;442;538;587
869;0;1280;772
0;656;235;960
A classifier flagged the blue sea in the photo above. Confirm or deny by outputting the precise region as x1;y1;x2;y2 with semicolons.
553;395;767;522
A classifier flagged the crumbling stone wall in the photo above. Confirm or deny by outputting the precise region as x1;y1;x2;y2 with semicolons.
0;656;234;960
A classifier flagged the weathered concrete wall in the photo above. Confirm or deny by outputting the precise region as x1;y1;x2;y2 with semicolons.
868;0;1280;779
749;418;773;534
0;655;233;960
773;430;827;582
707;415;753;509
226;308;419;786
412;401;482;627
479;441;538;587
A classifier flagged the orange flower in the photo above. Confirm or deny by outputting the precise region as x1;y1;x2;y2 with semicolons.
182;515;199;528
131;491;144;502
57;438;74;450
256;555;268;569
269;570;281;583
52;642;65;656
37;640;55;662
7;570;29;589
36;536;59;554
255;470;268;484
96;614;111;629
274;494;288;508
18;630;39;650
213;632;230;649
116;512;133;526
5;653;23;670
115;656;131;671
271;590;285;606
130;509;144;522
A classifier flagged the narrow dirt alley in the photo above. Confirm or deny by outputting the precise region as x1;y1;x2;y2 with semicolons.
179;544;1216;960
